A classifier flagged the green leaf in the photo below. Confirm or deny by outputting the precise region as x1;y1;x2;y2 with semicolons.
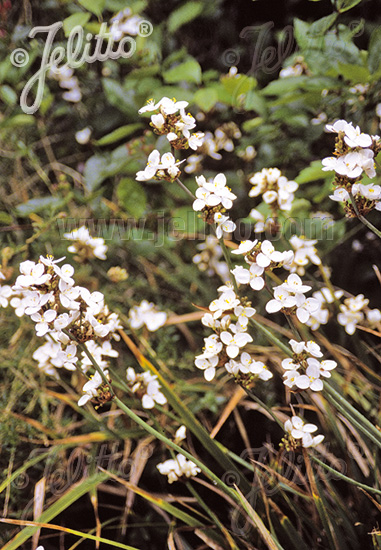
368;27;381;74
84;145;137;191
337;63;370;83
117;177;147;219
307;13;338;36
83;155;109;191
193;88;218;111
295;160;327;184
95;123;143;146
78;0;105;16
0;85;17;105
63;12;91;37
102;78;139;118
0;114;36;129
15;196;67;217
163;58;202;84
167;1;204;33
336;0;362;12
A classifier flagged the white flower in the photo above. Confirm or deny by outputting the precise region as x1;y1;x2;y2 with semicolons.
31;309;57;336
202;173;237;210
266;287;297;313
157;453;201;483
281;274;311;294
329;187;350;203
126;368;167;408
284;415;324;448
234;304;256;327
239;352;273;380
343;124;372;148
192;186;221;211
0;285;11;307
295;295;320;324
256;240;284;267
199;334;223;358
214;213;236;239
136;150;161;181
14;261;51;289
209;289;240;318
231;264;265;291
220;330;253;358
128;300;167;331
188;132;205;150
57;344;78;371
64;226;108;261
78;371;108;406
231;240;257;256
325;119;350;134
293;363;323;391
195;355;219;381
174;425;187;444
75;127;92;144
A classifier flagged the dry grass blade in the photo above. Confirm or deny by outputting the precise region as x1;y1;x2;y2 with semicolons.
210;386;246;439
232;484;282;550
32;477;46;550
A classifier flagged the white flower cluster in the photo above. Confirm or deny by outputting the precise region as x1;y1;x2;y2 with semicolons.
48;65;82;103
63;226;108;261
192;235;229;281
266;274;320;324
157;453;201;484
193;173;237;238
283;235;321;276
5;256;121;405
128;300;167;332
136;150;184;182
284;415;324;448
138;96;204;151
282;339;337;392
109;7;144;40
322;119;381;214
249;168;298;212
126;367;167;409
185;122;245;174
304;287;343;331
337;294;380;335
231;239;293;292
195;284;272;383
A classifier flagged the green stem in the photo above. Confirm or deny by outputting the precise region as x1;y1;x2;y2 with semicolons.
113;395;240;505
175;177;196;199
218;234;239;294
348;191;381;240
310;455;381;497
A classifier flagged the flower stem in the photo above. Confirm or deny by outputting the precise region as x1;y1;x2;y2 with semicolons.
175;177;196;199
349;191;381;240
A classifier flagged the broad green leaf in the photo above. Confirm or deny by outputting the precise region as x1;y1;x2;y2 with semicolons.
84;146;137;191
163;58;202;84
307;13;337;37
63;12;91;37
0;115;36;129
337;63;370;83
0;84;17;105
15;196;68;217
78;0;105;16
193;88;218;111
102;78;139;118
336;0;362;12
167;1;204;33
84;155;109;191
295;160;326;184
117;177;147;219
95;123;143;146
368;27;381;74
